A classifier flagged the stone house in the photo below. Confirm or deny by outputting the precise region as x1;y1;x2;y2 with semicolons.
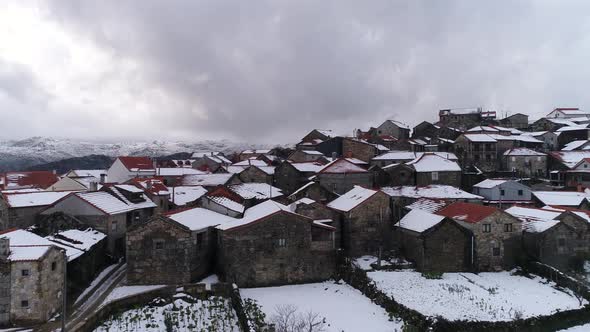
557;127;590;149
371;151;459;168
436;202;522;271
531;117;575;132
169;186;208;209
405;153;462;187
274;161;325;195
200;186;246;218
227;183;284;207
287;181;339;204
216;201;336;287
375;120;411;139
498;113;529;129
327;186;392;257
382;164;415;187
0;171;59;191
454;134;498;172
342;138;389;163
181;173;241;189
521;131;558;151
0;191;71;231
191;154;232;173
41;190;156;255
314;137;345;158
506;206;584;270
412;121;439;140
295;129;334;150
0;229;65;325
438;108;496;130
238;149;272;162
472;179;533;206
317;159;372;195
288;198;333;221
288;150;326;163
394;209;472;272
106;156;156;184
238;165;274;184
127;207;234;285
503;148;547;178
128;178;171;213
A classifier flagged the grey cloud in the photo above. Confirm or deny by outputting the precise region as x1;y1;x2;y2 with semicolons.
36;1;590;142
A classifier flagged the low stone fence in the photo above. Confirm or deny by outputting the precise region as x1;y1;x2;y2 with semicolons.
76;282;240;332
338;261;590;332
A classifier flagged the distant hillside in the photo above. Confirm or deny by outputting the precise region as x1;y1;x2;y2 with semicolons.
25;155;115;174
0;137;271;172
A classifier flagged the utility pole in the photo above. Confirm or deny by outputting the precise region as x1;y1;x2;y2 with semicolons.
61;250;67;332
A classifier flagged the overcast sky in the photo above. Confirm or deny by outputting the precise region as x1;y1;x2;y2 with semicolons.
1;1;589;143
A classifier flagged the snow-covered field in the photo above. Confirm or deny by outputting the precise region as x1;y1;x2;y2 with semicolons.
241;281;404;331
94;295;239;332
369;270;587;322
560;323;590;331
100;285;166;307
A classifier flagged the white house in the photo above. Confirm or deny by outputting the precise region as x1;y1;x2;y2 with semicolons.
106;156;156;184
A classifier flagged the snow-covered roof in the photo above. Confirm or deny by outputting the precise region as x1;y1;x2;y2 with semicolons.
319;159;367;174
557;125;589;132
3;191;71;208
463;134;497;143
115;184;145;194
191;151;222;159
167;207;235;232
0;229;55;261
288;181;317;198
75;191;137;214
68;170;106;178
395;209;446;233
472;179;526;189
562;140;589;151
521;131;550;137
404;198;450;213
288;197;318;211
315;129;334;137
327;186;378;212
467;126;499;132
256;166;276;175
550;151;590;169
384;119;410;129
46;228;106;262
156;168;206;176
182;174;234;186
233;159;269;167
382;185;483;200
532;191;589;207
170;186;208;206
207;196;245;213
373;151;458;161
503;148;546;156
406;154;461;172
217;200;296;231
300;150;324;155
207;154;233;164
290;162;325;173
228;183;283;200
504;206;562;233
241;149;272;154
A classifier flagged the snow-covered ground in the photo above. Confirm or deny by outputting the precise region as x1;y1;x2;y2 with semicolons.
369;270;587;322
241;281;404;331
74;263;119;305
100;285;166;307
94;295;239;332
354;255;411;271
560;323;590;331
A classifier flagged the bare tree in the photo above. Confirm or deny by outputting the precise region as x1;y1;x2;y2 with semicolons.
270;304;327;332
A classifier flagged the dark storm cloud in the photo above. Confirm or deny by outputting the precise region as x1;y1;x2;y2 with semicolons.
42;0;590;142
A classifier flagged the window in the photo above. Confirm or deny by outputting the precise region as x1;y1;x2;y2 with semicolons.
504;223;513;232
483;224;491;233
511;157;516;162
492;245;501;256
20;300;29;308
500;189;505;196
154;239;165;250
517;190;523;196
51;262;56;271
111;221;117;231
486;154;491;161
558;238;566;247
21;269;30;277
196;232;204;249
537;156;542;162
431;172;439;181
277;238;286;247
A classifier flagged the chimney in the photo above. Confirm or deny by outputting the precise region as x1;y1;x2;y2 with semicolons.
99;174;106;184
0;238;8;261
89;181;98;192
331;152;337;159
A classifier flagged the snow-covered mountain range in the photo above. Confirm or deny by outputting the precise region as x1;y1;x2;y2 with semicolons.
0;137;270;171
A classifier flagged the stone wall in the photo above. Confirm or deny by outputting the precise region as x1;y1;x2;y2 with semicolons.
415;171;461;187
274;163;307;195
342;139;378;162
218;212;336;287
505;155;547;178
239;167;273;184
523;223;580;271
0;201;47;231
318;173;373;195
0;259;9;326
340;192;392;257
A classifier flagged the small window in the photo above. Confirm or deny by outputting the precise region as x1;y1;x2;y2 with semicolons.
492;246;501;256
111;221;117;231
504;223;513;232
517;190;523;196
21;269;30;277
558;238;566;247
511;157;516;162
51;262;56;271
486;154;491;161
154;240;165;250
500;189;505;196
431;172;439;181
21;300;29;308
277;238;286;247
537;156;542;162
483;224;491;233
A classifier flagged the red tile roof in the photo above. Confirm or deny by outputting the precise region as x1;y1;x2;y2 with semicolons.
436;202;498;223
129;177;169;196
2;171;59;189
118;156;154;171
